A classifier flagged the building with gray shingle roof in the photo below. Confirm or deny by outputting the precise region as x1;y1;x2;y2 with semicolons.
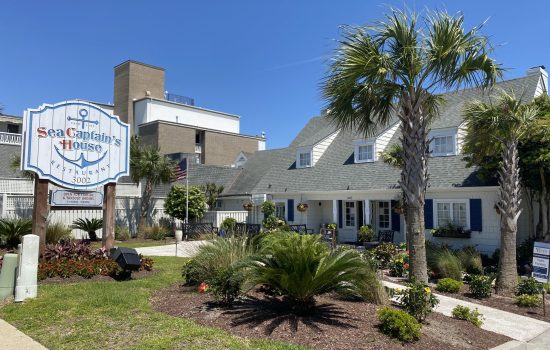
218;67;547;253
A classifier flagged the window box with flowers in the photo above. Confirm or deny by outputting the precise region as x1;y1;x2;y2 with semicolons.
431;223;471;238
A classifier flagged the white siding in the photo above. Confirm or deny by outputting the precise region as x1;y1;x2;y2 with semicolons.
134;99;240;134
312;131;339;166
456;123;467;154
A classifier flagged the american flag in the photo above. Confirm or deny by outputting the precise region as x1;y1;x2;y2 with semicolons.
173;158;187;181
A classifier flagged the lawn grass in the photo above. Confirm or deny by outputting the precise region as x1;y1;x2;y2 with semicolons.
90;240;175;250
0;256;307;350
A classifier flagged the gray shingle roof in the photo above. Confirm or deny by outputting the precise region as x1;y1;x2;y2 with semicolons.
224;74;541;195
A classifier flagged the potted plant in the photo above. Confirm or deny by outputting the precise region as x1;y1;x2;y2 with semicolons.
358;224;374;243
327;223;337;230
242;202;253;211
297;202;309;212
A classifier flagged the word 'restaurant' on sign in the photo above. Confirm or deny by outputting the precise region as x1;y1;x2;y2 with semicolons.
21;101;130;189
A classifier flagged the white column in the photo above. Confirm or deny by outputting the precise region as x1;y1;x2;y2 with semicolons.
14;234;39;302
364;200;370;225
332;199;338;224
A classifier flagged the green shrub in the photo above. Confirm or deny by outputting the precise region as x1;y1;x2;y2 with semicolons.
142;225;168;240
220;217;237;235
436;278;463;293
358;224;374;242
395;282;439;322
469;274;493;298
452;305;483;327
249;233;385;313
115;226;130;241
457;247;483;275
377;307;421;342
46;222;72;244
374;243;397;267
430;248;463;280
544;282;550;293
209;266;245;304
260;201;276;217
0;218;33;249
182;259;202;286
72;218;103;241
517;277;542;296
515;294;541;308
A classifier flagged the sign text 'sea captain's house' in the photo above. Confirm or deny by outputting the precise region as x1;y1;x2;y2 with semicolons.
22;101;129;189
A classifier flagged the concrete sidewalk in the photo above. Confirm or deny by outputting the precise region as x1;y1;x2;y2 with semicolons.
0;318;47;350
134;240;207;257
383;281;550;349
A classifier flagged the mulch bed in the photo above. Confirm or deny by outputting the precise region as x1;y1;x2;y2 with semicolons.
39;269;157;285
383;273;550;322
151;284;510;350
435;285;550;322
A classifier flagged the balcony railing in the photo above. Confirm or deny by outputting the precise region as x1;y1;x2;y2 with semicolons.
0;132;22;145
165;93;195;106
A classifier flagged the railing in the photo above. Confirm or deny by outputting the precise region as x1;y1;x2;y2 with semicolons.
165;93;195;106
0;132;22;145
201;211;248;228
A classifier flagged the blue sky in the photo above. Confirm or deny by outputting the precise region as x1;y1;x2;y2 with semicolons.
1;1;549;148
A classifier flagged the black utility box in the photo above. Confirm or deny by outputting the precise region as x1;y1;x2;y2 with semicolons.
111;247;141;271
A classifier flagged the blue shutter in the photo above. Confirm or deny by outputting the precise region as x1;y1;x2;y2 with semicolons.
338;200;343;229
287;199;294;222
470;198;482;231
391;200;401;232
424;199;434;229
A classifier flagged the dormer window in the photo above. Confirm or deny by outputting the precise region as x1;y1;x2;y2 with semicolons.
429;129;457;156
353;139;375;163
298;151;312;168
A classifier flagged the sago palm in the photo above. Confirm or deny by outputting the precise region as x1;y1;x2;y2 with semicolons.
248;233;384;314
130;136;175;229
322;8;502;282
72;218;103;241
0;218;33;249
463;91;542;294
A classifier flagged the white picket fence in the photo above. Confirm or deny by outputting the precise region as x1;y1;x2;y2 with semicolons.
201;211;249;227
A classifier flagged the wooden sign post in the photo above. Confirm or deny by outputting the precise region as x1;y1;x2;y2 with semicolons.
102;183;116;251
31;177;49;255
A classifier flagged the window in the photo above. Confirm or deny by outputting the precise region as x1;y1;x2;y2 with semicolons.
432;135;455;156
378;201;390;229
357;144;374;162
345;201;356;228
275;202;286;219
436;201;468;228
7;124;19;134
299;152;311;167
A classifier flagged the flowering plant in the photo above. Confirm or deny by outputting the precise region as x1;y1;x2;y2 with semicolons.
297;202;309;212
198;282;209;293
242;202;253;211
389;253;409;277
395;281;439;322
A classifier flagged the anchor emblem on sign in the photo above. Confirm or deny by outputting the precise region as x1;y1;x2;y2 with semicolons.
56;109;108;169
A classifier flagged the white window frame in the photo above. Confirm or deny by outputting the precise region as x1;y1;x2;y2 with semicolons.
296;146;313;168
429;129;457;156
273;199;287;221
433;199;470;229
344;201;356;229
353;139;376;163
377;201;391;230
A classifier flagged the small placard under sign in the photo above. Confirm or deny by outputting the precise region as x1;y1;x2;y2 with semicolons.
50;190;103;207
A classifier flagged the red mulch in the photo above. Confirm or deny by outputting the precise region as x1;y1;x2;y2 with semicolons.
150;284;510;350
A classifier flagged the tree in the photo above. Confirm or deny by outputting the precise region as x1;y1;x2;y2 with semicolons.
164;185;207;223
201;182;224;210
9;154;36;180
130;136;175;229
322;8;501;282
463;91;542;294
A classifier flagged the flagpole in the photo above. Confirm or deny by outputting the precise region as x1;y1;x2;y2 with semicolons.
185;171;189;241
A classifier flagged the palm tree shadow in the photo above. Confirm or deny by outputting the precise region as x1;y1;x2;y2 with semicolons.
223;295;358;335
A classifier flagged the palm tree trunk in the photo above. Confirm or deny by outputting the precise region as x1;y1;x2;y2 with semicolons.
139;180;153;232
496;140;521;295
540;168;549;240
400;97;429;283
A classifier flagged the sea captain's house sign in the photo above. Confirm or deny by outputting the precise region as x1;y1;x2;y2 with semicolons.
21;101;130;189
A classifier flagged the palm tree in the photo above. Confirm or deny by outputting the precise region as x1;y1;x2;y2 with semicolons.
322;9;502;282
9;154;36;180
130;136;175;230
463;91;541;294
